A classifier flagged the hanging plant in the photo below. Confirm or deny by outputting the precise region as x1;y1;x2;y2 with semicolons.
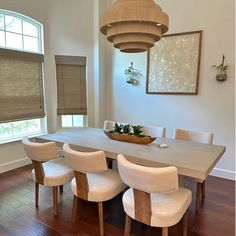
212;55;228;82
124;62;139;86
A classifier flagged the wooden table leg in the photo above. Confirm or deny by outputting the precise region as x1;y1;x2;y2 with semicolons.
196;182;202;212
107;158;113;169
178;175;184;187
59;185;63;194
201;181;205;198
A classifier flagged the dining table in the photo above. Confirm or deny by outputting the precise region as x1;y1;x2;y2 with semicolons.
35;127;226;211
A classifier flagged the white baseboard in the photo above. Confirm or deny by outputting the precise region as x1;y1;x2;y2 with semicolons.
0;157;31;174
210;168;235;180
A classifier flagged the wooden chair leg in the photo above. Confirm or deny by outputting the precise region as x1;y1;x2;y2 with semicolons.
72;196;79;223
59;185;63;194
124;214;132;236
201;181;205;198
53;186;58;216
162;227;168;236
35;182;39;208
183;209;189;236
98;202;104;236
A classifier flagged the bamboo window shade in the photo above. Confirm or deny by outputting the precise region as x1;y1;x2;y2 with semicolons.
55;55;87;115
0;48;45;123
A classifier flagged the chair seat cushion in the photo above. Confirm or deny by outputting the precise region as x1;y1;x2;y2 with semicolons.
71;169;126;202
123;187;192;227
32;157;74;186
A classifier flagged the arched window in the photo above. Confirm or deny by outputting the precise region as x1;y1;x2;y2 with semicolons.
0;10;45;142
0;9;43;53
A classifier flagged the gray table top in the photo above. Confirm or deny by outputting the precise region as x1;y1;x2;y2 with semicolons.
36;127;226;182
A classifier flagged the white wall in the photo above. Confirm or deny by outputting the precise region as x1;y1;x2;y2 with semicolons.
103;0;235;179
93;0;113;127
0;0;235;180
0;0;98;171
46;0;96;131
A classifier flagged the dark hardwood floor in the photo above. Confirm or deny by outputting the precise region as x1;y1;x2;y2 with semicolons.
0;165;235;236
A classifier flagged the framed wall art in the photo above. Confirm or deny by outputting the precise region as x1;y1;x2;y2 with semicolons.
146;31;202;95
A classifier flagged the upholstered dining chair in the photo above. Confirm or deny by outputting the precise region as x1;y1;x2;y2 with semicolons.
117;154;192;236
141;125;166;138
173;128;214;198
22;137;74;216
103;120;116;131
63;143;127;236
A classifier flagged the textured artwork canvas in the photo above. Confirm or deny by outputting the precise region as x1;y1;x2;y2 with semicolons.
146;31;202;94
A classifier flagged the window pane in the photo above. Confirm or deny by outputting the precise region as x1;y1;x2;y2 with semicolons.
0;30;5;46
0;14;4;30
23;35;39;52
6;31;23;49
0;123;13;138
26;119;41;133
5;15;22;34
73;115;83;127
62;115;72;127
23;21;38;37
12;121;27;135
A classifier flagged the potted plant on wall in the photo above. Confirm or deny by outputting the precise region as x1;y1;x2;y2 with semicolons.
212;55;228;82
124;62;140;86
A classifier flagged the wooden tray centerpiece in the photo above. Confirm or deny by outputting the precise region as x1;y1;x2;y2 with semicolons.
104;123;156;145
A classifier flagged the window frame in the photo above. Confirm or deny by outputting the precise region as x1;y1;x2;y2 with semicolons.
0;118;47;144
0;9;46;143
0;9;44;54
59;115;87;129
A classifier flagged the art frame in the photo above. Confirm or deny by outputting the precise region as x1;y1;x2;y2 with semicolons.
146;30;202;95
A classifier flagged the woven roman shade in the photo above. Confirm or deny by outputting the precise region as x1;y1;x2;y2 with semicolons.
0;48;45;123
55;55;87;115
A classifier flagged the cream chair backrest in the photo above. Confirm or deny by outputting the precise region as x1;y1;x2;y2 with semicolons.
173;128;213;144
22;137;58;162
103;120;116;131
141;125;166;138
117;154;178;193
63;143;108;173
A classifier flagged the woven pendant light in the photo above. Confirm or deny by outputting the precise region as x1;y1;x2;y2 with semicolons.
100;0;169;53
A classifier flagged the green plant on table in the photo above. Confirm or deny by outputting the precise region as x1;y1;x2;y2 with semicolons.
132;125;143;136
112;122;123;133
122;124;131;134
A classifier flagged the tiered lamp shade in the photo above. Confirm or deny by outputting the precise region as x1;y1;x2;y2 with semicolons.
100;0;169;53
